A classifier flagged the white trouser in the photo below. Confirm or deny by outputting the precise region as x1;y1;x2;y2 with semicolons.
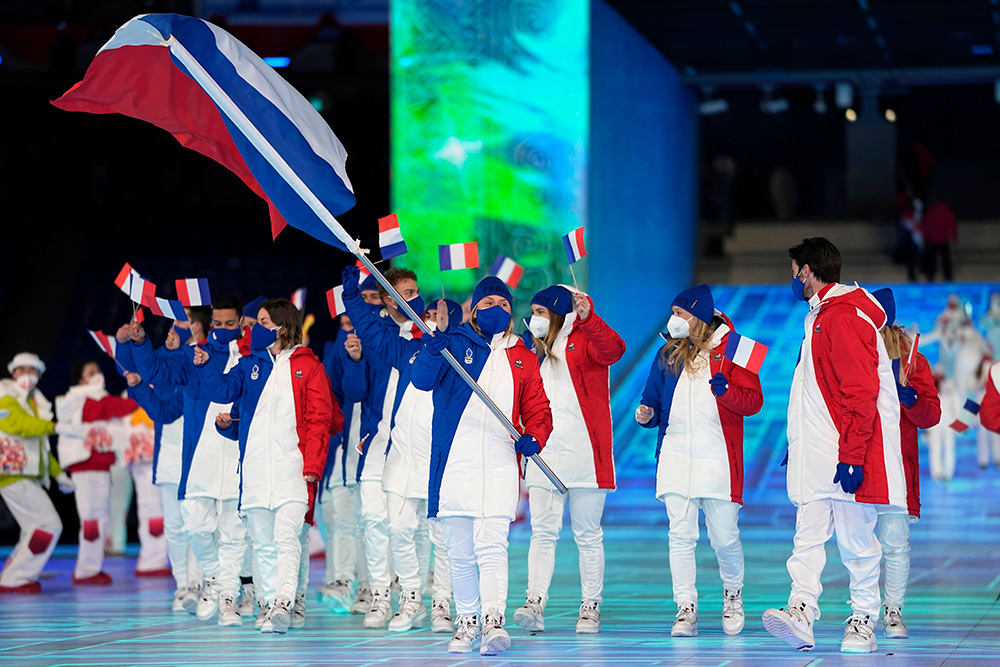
927;424;955;480
441;516;510;619
417;512;431;591
527;486;607;604
387;491;427;592
663;494;744;607
787;498;881;619
182;496;250;596
0;480;63;587
72;470;112;578
298;524;310;598
877;513;912;609
307;525;324;556
977;426;1000;467
131;462;168;572
108;461;132;553
321;484;367;584
429;519;452;601
245;501;306;604
181;496;221;580
159;483;200;589
217;499;250;599
359;480;392;592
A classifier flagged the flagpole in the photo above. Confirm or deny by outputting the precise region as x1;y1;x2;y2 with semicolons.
569;264;579;290
354;251;567;495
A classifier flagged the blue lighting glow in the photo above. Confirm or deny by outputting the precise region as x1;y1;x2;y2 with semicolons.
263;56;291;68
971;44;995;55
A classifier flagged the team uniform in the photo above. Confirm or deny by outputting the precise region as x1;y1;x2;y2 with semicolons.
982;362;1000;434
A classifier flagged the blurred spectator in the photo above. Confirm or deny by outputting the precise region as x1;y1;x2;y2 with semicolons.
921;201;957;281
893;187;923;282
768;162;798;221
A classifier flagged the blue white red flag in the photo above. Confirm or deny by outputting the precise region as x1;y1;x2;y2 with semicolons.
175;278;212;307
327;286;345;318
88;330;117;358
489;255;524;289
950;399;980;433
724;332;769;374
53;14;358;250
562;227;587;264
114;262;156;306
378;214;407;260
142;295;189;321
291;288;307;311
439;242;479;271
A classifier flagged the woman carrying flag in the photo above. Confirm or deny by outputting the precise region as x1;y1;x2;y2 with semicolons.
634;285;763;637
513;285;624;634
195;298;340;634
871;289;941;639
412;277;553;656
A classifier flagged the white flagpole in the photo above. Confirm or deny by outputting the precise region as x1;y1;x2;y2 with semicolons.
355;251;567;494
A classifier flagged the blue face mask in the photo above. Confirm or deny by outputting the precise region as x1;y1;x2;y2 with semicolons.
172;325;192;346
475;305;511;337
791;270;807;302
210;327;241;345
250;323;282;352
404;295;425;322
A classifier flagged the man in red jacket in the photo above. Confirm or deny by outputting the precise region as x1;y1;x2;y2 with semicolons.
920;200;957;281
763;238;905;655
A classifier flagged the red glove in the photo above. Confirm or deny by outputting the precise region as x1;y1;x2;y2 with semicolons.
304;479;319;526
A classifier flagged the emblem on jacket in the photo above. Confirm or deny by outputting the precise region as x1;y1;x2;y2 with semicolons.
814;324;821;333
295;370;303;377
464;348;474;365
515;359;523;368
713;354;722;361
409;352;419;365
567;343;576;351
251;364;259;381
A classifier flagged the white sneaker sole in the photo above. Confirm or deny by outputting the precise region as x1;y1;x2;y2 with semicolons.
762;611;813;651
182;597;198;615
432;618;454;633
670;625;698;637
576;621;601;634
512;609;544;633
448;640;473;654
270;614;291;634
363;615;390;629
388;608;427;632
291;615;305;629
723;616;745;635
884;625;908;639
841;640;877;653
195;604;218;621
480;632;511;656
218;615;242;627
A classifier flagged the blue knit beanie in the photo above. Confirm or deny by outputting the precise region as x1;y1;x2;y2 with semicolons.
672;284;714;325
531;285;573;316
872;288;896;327
472;276;513;308
360;274;379;292
244;296;268;318
425;299;463;321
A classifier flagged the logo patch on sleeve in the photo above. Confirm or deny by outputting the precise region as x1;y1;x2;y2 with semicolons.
251;364;259;381
464;348;474;365
295;370;303;377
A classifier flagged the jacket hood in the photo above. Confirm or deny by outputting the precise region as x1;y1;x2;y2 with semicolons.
813;283;887;329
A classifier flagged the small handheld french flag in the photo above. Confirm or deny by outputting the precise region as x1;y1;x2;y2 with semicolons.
950;399;980;433
291;288;307;311
378;214;407;260
88;330;117;358
114;262;156;305
562;227;587;264
724;332;769;375
489;255;524;289
357;259;371;284
439;242;479;271
327;286;345;318
141;295;188;321
175;278;211;307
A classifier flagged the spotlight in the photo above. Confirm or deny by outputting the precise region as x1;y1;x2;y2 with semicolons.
760;86;789;114
884;108;896;122
835;82;854;109
698;87;729;116
846;108;858;122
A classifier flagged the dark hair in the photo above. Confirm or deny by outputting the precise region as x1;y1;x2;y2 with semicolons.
187;306;212;333
259;298;303;349
71;359;99;385
378;267;418;301
212;295;243;318
787;237;842;284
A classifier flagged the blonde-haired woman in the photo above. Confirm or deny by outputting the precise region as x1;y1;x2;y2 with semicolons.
635;284;763;638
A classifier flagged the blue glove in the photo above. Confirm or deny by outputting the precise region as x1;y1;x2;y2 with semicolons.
833;462;864;494
514;434;540;457
709;372;729;396
341;265;361;298
897;384;917;408
424;332;449;355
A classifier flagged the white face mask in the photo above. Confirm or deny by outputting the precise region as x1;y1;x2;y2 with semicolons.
528;315;550;339
424;320;438;333
16;374;39;392
666;314;691;339
87;373;106;390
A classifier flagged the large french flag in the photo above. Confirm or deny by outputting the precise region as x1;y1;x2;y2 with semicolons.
724;331;769;374
489;254;524;288
53;14;357;250
378;214;407;260
950;399;980;433
563;226;587;264
175;278;211;307
439;242;479;271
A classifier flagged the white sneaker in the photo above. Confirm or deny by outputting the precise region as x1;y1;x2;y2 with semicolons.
883;605;908;639
431;598;453;633
448;614;479;654
388;589;427;632
172;588;187;613
238;583;256;616
722;589;745;635
480;613;511;656
576;600;601;634
195;578;220;620
671;603;698;637
181;586;199;615
513;594;545;633
762;601;814;651
350;584;373;615
291;593;306;629
317;580;354;611
390;576;402;597
255;602;270;630
218;596;242;626
363;589;392;629
841;613;877;653
270;596;292;634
